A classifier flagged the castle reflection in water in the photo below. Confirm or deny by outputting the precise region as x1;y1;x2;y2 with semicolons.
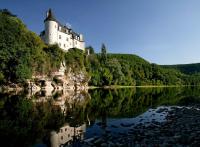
51;123;86;147
28;88;90;147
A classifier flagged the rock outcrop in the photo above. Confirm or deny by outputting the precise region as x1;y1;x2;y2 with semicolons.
27;62;89;96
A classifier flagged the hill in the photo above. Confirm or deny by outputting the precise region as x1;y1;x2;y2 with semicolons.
86;51;197;86
162;63;200;75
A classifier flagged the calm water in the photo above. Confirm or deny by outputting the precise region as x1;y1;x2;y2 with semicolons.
0;86;200;147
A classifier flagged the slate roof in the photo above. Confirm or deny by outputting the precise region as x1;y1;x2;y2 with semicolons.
44;9;57;22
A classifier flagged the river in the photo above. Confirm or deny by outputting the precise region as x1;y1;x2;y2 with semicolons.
0;86;200;146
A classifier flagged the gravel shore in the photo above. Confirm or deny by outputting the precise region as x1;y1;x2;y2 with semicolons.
80;106;200;147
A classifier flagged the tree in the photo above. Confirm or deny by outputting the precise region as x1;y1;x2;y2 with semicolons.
85;46;95;54
0;9;16;17
44;44;65;71
64;48;85;72
101;43;107;64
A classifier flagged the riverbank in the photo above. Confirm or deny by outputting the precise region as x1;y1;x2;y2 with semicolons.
125;106;200;146
80;106;200;146
89;84;199;89
1;84;199;92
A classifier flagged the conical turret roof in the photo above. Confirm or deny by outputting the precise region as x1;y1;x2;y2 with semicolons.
44;9;57;22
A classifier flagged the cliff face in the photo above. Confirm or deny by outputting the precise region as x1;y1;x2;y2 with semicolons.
28;62;89;96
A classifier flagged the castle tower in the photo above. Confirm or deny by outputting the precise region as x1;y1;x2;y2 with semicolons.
44;9;58;45
79;34;84;42
40;9;85;51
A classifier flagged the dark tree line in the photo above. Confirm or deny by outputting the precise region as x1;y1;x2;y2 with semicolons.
85;45;200;86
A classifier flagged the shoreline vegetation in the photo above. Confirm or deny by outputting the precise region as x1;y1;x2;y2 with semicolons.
100;85;199;89
83;85;200;90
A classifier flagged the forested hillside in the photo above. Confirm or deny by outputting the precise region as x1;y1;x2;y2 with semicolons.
0;9;53;83
162;63;200;75
86;45;200;86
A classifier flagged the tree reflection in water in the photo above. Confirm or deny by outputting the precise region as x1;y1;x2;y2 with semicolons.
1;86;200;146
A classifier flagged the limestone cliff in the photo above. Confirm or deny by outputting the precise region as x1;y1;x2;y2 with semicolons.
28;62;90;95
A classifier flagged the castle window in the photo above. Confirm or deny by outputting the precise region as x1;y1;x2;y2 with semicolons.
66;38;68;41
59;35;61;39
64;44;66;47
55;25;57;28
61;136;63;140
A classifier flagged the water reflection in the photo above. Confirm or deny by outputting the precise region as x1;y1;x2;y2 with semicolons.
1;86;200;146
29;88;90;115
50;123;86;147
28;88;89;146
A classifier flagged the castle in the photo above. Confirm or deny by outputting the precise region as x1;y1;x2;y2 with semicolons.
40;9;85;51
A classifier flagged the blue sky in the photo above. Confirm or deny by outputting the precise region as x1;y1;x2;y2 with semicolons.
1;0;200;65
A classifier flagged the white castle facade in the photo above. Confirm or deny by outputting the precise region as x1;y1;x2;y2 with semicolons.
40;9;85;51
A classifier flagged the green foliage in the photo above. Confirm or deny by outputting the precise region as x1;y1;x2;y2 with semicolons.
44;44;64;72
162;64;200;85
15;63;32;82
64;48;85;72
0;10;66;84
85;46;95;54
100;44;107;64
0;9;16;17
87;53;200;86
0;10;48;83
162;63;200;75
